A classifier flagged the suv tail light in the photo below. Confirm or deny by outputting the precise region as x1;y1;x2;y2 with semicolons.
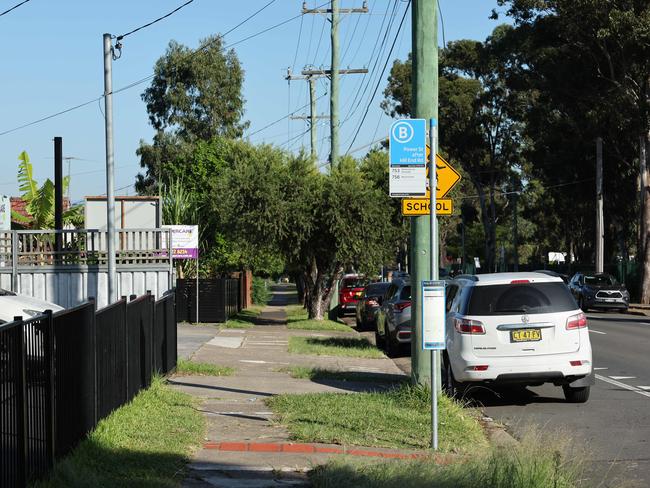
367;299;379;307
454;318;485;334
566;312;587;330
393;301;411;312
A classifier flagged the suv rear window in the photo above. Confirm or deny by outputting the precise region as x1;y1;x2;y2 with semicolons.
366;283;390;296
341;278;364;288
466;282;576;315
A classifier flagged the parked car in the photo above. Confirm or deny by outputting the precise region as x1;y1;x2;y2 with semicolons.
0;289;63;324
567;272;629;313
443;272;593;403
355;282;391;330
338;274;365;317
375;278;411;357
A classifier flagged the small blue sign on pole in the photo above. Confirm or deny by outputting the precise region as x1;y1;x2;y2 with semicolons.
389;119;427;197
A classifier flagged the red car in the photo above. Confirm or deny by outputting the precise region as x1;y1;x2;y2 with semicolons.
338;275;365;316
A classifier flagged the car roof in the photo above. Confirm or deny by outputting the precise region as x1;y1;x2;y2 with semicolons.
454;272;564;286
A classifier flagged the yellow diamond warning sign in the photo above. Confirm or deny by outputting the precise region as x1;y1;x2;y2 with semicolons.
401;199;453;216
423;148;462;199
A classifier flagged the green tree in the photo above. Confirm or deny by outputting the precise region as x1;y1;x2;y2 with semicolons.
12;151;82;229
136;35;248;194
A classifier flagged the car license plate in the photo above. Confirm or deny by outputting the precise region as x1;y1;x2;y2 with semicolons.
510;329;541;342
603;298;615;302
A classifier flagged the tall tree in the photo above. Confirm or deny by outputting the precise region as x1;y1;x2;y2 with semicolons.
136;35;248;194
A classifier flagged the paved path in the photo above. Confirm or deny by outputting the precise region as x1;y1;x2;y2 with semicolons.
174;285;408;487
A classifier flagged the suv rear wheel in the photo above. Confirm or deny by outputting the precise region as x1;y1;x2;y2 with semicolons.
442;357;464;399
562;385;590;403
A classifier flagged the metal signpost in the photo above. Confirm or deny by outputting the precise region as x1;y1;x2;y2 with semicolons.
421;280;446;450
389;119;427;197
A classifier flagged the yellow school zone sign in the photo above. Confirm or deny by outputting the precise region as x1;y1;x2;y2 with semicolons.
402;198;453;216
401;151;461;216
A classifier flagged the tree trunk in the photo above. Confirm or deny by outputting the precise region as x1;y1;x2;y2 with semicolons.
640;132;650;303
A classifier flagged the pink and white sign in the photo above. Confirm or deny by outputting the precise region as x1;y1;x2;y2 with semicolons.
165;225;199;260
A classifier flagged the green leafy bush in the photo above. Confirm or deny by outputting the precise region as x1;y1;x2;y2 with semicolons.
252;276;271;305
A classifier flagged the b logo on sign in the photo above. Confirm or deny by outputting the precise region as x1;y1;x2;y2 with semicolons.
392;121;414;144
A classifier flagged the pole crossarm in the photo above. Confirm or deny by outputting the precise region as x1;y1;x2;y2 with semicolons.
302;1;368;14
290;114;330;120
301;68;368;76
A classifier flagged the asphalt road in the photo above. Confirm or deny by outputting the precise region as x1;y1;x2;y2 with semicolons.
354;311;650;487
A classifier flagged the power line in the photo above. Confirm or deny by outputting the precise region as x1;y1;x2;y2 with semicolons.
116;0;196;41
0;1;321;138
291;12;304;71
345;0;410;154
247;93;327;138
0;0;31;17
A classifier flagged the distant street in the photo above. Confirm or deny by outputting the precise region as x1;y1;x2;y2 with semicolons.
356;312;650;488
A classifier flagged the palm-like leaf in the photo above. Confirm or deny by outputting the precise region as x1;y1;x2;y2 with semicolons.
17;151;38;203
31;179;55;228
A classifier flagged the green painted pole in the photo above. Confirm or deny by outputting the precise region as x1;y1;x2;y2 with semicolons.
330;0;340;167
309;77;317;160
410;0;439;387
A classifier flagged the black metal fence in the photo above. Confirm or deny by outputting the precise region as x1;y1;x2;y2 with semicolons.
176;278;241;323
0;291;177;487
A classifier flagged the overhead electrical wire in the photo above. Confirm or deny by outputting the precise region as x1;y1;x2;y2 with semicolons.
345;0;410;155
0;0;325;138
116;0;196;41
0;0;31;18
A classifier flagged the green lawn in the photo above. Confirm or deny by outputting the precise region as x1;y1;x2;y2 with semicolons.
176;358;234;376
267;385;486;451
279;366;407;384
287;319;354;332
35;377;204;487
285;304;309;323
288;336;384;359
220;305;264;329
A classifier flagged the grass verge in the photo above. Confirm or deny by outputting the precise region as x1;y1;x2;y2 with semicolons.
267;385;486;451
288;336;384;359
220;305;264;329
34;376;204;488
278;366;407;384
309;430;581;488
287;319;353;332
176;358;234;376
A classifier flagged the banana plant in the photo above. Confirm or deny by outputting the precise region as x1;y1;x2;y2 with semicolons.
11;151;83;229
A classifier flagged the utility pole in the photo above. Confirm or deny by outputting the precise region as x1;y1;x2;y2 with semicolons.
410;0;438;387
512;191;519;272
103;33;117;303
54;137;63;258
596;137;604;273
285;70;330;159
302;1;368;167
640;136;647;258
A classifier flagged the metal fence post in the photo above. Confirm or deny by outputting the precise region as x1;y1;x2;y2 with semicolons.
13;316;28;487
43;310;56;467
11;231;18;293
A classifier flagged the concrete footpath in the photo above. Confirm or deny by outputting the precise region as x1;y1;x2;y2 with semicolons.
172;285;413;488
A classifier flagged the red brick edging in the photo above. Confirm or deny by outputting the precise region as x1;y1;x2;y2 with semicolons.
203;441;425;459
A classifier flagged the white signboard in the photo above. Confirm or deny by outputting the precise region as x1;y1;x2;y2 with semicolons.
389;119;427;197
164;225;199;260
422;280;446;350
0;195;10;231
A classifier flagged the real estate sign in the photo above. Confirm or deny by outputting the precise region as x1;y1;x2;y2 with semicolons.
0;195;10;231
164;225;199;259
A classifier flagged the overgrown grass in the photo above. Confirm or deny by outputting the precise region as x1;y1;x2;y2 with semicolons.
288;336;384;359
279;366;407;384
267;385;486;451
285;304;309;323
34;377;204;488
220;305;264;329
176;358;234;376
309;430;581;488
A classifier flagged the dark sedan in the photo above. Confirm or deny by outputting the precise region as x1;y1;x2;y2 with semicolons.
355;282;391;330
568;272;630;312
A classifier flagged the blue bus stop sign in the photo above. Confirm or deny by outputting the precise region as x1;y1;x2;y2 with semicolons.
389;119;427;197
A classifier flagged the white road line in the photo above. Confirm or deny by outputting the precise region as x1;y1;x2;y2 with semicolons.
593;367;608;370
638;386;650;391
639;322;650;326
596;374;650;398
609;376;636;380
589;329;606;335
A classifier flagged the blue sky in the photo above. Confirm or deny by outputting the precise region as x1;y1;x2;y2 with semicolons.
0;0;503;201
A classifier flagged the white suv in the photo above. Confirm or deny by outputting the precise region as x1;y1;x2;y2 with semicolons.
442;272;593;403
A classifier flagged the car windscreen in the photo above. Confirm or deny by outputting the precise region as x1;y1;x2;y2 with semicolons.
584;275;617;286
400;286;411;300
365;283;390;297
466;282;576;315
